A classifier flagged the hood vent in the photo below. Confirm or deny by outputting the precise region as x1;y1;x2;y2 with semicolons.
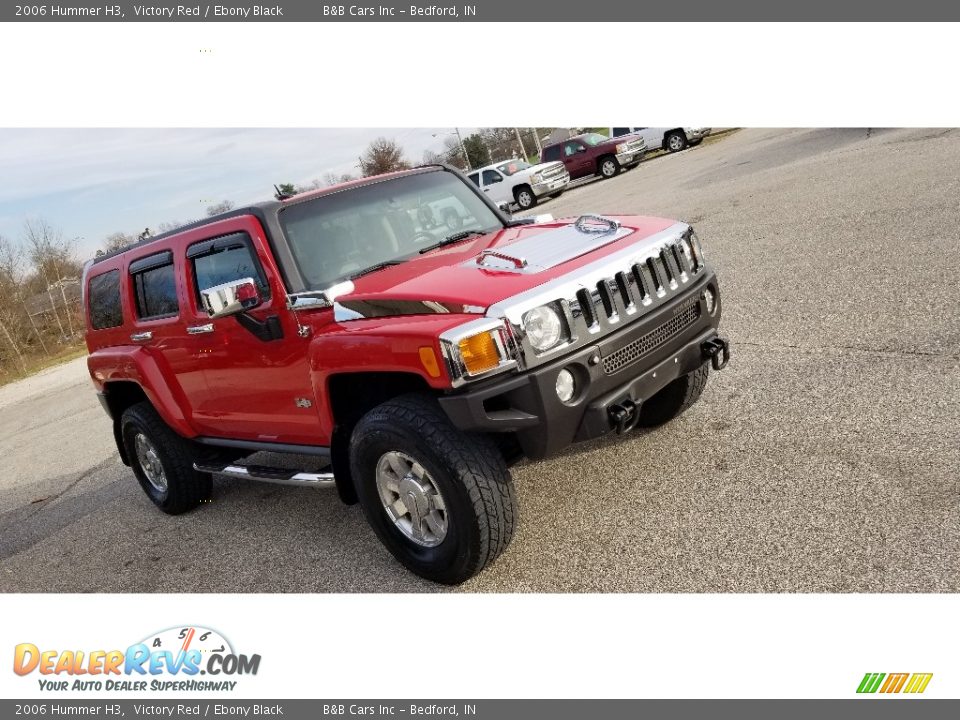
470;214;632;274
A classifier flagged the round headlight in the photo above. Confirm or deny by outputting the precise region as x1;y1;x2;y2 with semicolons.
555;368;576;403
522;305;563;352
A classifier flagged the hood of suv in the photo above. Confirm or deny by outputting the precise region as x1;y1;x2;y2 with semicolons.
336;215;677;317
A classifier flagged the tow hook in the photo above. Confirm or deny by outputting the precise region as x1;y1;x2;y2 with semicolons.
701;337;730;371
609;398;640;435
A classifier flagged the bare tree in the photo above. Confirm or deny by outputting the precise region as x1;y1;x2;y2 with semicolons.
157;220;186;233
321;171;355;186
205;200;235;217
0;236;48;356
360;137;411;176
22;218;78;339
0;236;28;372
102;231;135;254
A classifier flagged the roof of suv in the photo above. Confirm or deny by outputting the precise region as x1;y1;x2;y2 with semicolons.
89;166;441;266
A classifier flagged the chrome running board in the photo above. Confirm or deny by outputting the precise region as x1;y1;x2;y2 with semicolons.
194;462;335;488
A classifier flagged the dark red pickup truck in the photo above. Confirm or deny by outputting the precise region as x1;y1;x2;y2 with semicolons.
84;164;727;584
541;132;647;180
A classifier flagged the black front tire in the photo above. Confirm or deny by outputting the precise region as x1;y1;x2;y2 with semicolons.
599;156;620;178
350;394;516;584
637;364;709;427
120;401;212;514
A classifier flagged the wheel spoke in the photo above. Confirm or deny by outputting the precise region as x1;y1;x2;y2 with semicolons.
424;510;445;537
387;454;410;480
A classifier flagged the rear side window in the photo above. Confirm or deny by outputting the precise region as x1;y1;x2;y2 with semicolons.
542;145;561;162
467;172;480;187
612;127;631;137
88;270;123;330
130;251;178;320
188;233;269;301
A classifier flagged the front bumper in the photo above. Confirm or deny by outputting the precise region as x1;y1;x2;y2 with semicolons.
439;274;726;460
616;149;645;166
531;173;570;197
687;128;711;141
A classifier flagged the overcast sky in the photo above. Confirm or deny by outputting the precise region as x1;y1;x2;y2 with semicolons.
0;128;477;261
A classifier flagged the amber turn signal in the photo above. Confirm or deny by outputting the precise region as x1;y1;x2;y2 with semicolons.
418;346;442;378
458;332;500;375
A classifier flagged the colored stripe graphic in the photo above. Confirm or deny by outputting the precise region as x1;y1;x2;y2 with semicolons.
880;673;909;693
857;672;933;694
903;673;933;694
857;673;885;693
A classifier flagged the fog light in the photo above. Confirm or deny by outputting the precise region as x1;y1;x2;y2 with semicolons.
555;368;576;403
703;287;716;314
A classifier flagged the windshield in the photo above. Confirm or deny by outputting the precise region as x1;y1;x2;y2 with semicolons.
582;133;610;146
495;160;531;176
279;171;503;289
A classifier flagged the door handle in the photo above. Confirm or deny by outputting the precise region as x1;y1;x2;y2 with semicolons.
187;323;215;335
130;331;153;342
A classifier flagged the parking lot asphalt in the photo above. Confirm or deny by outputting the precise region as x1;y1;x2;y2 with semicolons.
1;128;957;593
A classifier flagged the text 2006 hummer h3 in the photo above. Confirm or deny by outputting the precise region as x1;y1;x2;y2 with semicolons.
84;165;729;584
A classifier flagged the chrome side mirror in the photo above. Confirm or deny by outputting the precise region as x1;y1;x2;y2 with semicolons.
200;277;262;319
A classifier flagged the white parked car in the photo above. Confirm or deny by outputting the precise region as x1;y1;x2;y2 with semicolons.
466;159;570;210
609;127;711;153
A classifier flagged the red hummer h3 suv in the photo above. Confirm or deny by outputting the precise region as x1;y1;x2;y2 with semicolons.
83;165;728;584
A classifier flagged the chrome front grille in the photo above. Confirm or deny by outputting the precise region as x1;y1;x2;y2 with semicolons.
540;162;567;180
569;233;703;334
602;297;701;375
622;139;646;153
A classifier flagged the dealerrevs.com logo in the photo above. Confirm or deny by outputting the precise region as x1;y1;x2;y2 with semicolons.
13;626;261;692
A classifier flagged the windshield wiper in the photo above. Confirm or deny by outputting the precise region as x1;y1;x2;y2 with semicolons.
418;229;486;254
350;259;403;279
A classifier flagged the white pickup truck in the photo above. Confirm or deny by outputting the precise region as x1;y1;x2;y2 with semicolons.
609;127;711;153
466;159;570;210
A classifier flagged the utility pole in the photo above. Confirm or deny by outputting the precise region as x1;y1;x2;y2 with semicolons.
60;280;76;339
42;272;66;337
532;128;543;156
514;128;528;160
454;128;470;171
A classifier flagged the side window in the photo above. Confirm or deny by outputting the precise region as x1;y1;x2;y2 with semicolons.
188;233;270;302
130;251;178;320
542;146;561;162
467;172;480;187
563;142;582;157
481;169;502;185
88;270;123;330
612;127;631;137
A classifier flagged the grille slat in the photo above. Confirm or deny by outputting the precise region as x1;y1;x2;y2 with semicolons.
596;280;615;318
601;299;701;375
631;263;649;302
576;288;597;328
659;248;676;286
614;271;633;310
